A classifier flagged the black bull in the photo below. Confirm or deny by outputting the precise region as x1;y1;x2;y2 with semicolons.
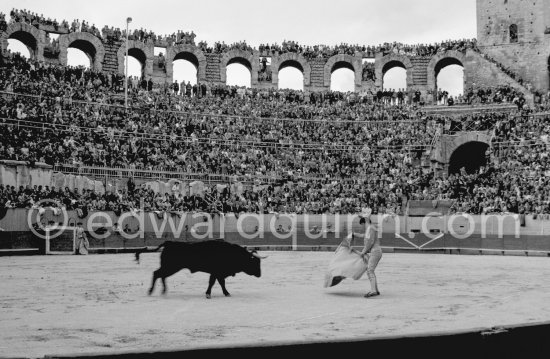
135;240;267;299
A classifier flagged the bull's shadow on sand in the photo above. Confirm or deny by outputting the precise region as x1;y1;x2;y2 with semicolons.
325;290;387;298
148;292;260;300
144;286;267;301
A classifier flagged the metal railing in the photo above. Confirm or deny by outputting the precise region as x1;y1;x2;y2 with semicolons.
422;103;517;114
52;163;370;185
0;117;433;152
0;90;424;125
53;164;253;184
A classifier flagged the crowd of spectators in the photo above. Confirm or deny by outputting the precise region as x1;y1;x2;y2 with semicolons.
362;62;376;82
5;7;539;109
0;46;549;215
377;39;478;57
416;112;550;215
256;39;480;60
476;51;533;91
255;39;479;60
0;12;7;32
3;9;479;61
0;181;214;216
258;57;272;82
123;28;197;47
199;40;255;54
0;176;407;217
4;8;192;48
258;41;364;59
7;8;69;32
7;9;102;40
435;85;526;108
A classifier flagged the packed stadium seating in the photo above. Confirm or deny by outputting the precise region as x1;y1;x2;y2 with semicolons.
1;9;550;217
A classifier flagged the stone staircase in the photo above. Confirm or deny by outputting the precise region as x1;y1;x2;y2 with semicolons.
102;39;123;74
309;58;327;88
152;56;166;81
411;57;431;86
422;103;517;115
467;49;535;106
205;53;221;83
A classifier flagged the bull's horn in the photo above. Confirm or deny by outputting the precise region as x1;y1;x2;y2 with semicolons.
252;252;268;259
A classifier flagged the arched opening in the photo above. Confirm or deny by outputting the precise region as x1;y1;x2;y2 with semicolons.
449;141;489;175
125;56;143;80
173;52;199;85
330;61;355;92
67;40;97;68
226;58;252;88
278;60;304;90
125;48;146;79
173;60;197;86
7;38;31;58
509;24;518;43
331;69;354;92
382;61;407;90
7;31;37;58
435;58;464;104
67;48;91;68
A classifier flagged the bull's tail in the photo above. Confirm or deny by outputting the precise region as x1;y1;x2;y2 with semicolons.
135;242;167;264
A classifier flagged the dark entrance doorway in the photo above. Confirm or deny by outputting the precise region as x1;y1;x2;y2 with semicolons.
449;141;489;175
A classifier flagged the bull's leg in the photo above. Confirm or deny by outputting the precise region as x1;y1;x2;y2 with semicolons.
161;277;167;295
158;267;182;296
148;269;160;295
217;277;231;297
205;274;216;299
150;267;179;296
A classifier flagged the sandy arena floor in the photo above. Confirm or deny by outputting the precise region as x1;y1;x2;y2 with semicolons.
1;251;550;358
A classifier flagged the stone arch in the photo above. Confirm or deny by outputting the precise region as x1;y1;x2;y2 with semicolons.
448;141;490;175
116;40;154;78
220;49;258;86
271;52;311;87
444;132;492;174
427;50;466;95
1;22;45;61
58;32;105;71
165;44;207;83
375;54;413;89
323;54;361;89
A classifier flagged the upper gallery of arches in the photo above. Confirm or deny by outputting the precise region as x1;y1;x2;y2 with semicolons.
1;22;45;60
426;50;466;91
58;32;105;71
0;15;494;93
116;40;153;77
323;54;361;88
165;44;207;82
3;15;414;64
375;54;413;89
271;52;311;87
220;49;258;85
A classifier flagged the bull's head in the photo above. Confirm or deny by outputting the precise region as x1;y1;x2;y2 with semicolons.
244;248;267;277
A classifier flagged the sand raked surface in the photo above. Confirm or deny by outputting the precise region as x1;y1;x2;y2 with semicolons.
1;252;550;358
